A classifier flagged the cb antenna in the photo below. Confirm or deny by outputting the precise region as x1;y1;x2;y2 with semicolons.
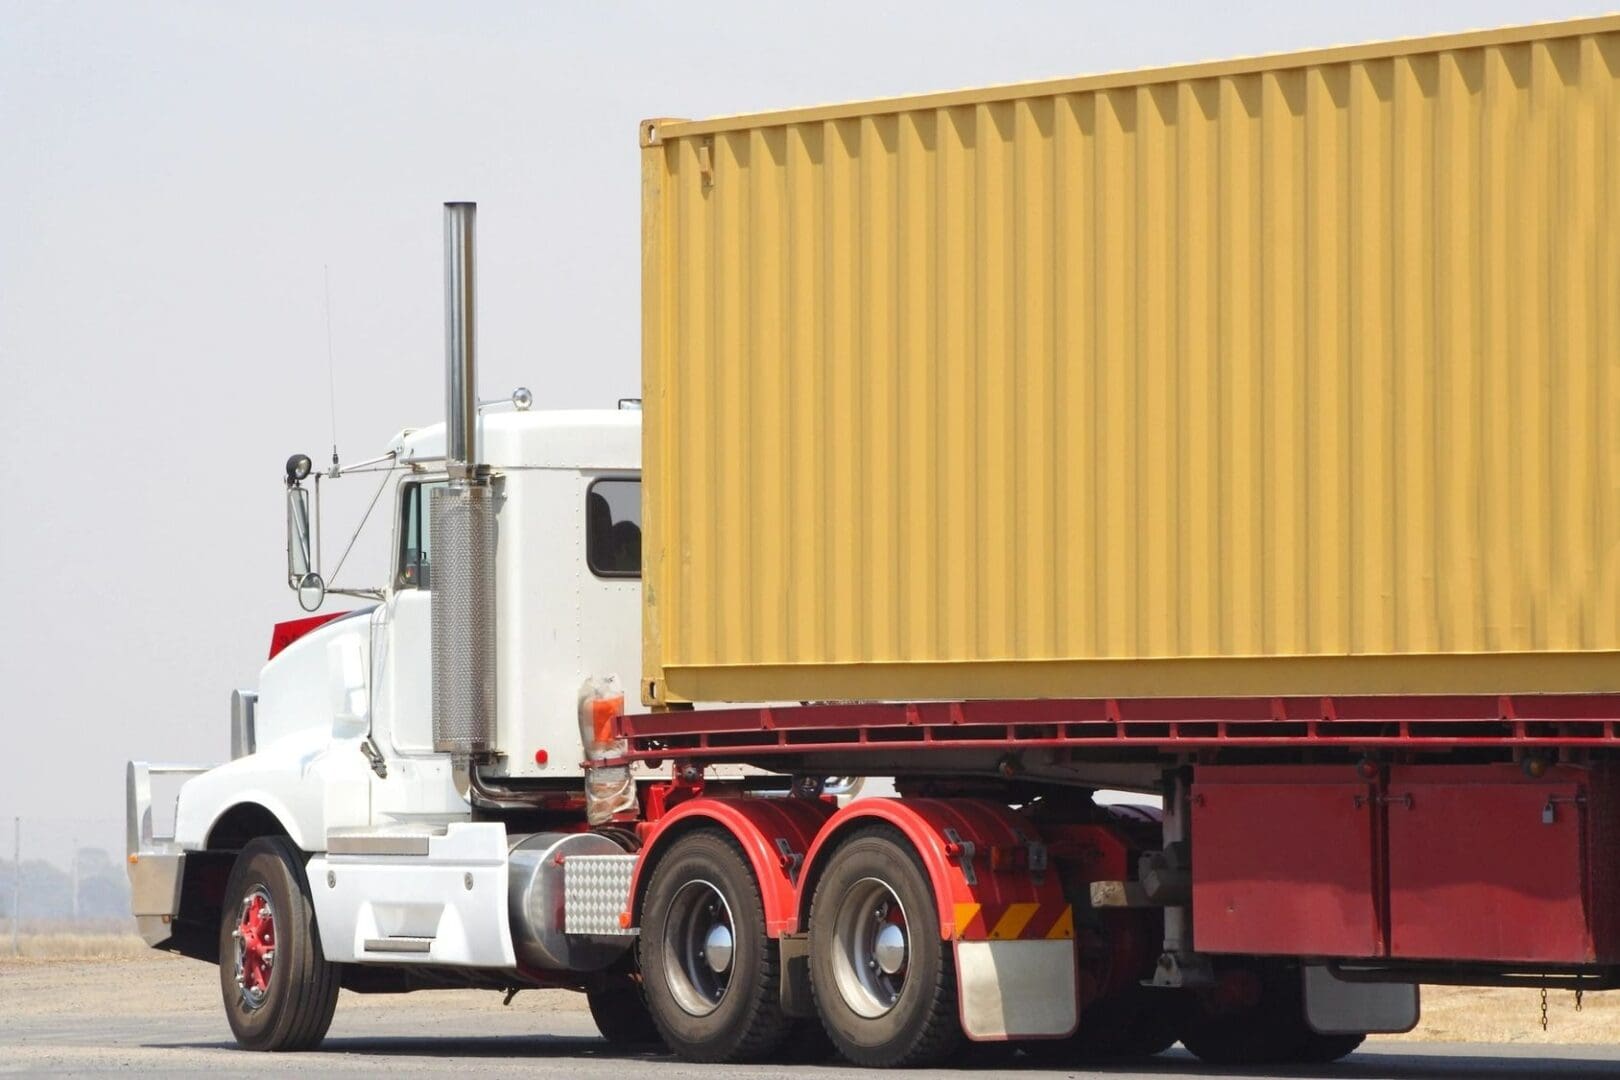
324;264;339;472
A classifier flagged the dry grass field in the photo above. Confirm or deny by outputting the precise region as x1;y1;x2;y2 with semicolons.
2;931;150;960
1386;985;1620;1046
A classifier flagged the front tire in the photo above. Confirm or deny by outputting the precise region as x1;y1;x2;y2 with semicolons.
808;826;961;1067
637;829;791;1062
217;836;340;1051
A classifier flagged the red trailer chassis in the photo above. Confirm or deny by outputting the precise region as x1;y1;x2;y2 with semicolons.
617;694;1620;757
613;693;1620;975
581;693;1620;1064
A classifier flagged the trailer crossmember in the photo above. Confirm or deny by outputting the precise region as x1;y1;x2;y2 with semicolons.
616;695;1620;761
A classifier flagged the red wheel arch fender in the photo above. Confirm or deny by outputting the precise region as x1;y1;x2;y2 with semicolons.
794;798;1071;941
629;795;836;936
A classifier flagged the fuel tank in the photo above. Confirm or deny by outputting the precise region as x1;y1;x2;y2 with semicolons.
507;832;633;971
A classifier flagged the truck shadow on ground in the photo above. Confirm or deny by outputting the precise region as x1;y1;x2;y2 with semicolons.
1018;1049;1620;1079
160;1035;627;1059
152;1040;1620;1078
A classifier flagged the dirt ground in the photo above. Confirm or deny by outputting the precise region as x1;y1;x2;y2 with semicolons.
0;946;594;1022
2;945;1619;1076
3;952;1620;1075
0;948;607;1076
2;942;1617;1044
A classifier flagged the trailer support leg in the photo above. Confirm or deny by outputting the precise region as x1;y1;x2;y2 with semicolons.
1150;769;1212;989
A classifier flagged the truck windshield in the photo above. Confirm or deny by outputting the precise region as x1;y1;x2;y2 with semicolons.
586;478;640;578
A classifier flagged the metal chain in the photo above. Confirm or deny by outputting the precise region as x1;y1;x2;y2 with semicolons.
1540;986;1549;1031
1576;986;1584;1012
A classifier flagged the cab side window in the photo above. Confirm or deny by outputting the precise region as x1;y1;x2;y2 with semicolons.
587;479;640;578
397;480;444;589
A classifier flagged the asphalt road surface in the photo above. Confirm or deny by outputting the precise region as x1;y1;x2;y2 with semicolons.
5;957;1620;1078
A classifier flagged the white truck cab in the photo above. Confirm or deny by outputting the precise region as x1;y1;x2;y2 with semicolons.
178;406;641;837
129;403;652;966
127;209;675;1036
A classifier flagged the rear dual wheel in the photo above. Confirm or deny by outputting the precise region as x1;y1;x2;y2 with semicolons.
1181;961;1365;1065
807;827;962;1068
1020;985;1186;1063
638;830;791;1062
587;981;662;1047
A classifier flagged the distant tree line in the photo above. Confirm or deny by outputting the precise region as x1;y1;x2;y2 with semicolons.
0;848;131;922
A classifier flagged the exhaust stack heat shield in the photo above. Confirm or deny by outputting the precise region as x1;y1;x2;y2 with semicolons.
430;481;496;755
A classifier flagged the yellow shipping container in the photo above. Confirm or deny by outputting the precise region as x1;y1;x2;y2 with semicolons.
640;16;1620;706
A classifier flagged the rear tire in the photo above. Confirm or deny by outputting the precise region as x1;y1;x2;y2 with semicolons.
1298;1031;1367;1063
217;836;340;1051
1020;987;1185;1063
1181;961;1364;1066
808;826;962;1067
588;982;662;1047
637;829;791;1062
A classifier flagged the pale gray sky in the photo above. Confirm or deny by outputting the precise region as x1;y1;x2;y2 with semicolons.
0;0;1604;864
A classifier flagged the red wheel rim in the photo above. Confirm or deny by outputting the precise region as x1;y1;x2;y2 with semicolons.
234;885;276;1008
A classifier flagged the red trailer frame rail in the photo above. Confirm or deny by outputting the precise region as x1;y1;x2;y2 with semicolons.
615;695;1620;761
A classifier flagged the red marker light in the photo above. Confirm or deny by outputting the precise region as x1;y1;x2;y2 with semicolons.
534;749;549;766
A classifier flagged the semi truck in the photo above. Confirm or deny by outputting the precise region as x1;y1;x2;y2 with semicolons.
128;14;1620;1068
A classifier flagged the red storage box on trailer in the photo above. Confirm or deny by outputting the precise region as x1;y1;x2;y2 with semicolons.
1192;763;1620;965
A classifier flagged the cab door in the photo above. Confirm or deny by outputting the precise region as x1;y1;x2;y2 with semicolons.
369;476;463;823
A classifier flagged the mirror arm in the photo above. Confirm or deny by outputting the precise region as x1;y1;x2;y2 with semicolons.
327;587;386;602
312;473;323;578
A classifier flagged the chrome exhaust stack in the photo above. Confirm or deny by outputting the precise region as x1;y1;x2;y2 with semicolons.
432;202;496;759
443;202;479;482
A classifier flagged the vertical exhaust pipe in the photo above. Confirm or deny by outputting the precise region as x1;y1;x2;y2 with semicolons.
444;202;478;480
433;202;496;759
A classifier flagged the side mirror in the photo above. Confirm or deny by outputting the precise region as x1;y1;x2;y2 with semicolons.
297;572;326;612
286;483;325;611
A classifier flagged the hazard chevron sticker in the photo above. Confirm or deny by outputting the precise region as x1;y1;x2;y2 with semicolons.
952;902;1074;940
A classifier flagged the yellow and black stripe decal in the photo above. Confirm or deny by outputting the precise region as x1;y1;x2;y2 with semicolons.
953;902;1074;940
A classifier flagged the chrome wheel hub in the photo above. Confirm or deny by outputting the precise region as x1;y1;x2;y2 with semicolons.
233;885;276;1010
663;879;735;1016
830;877;911;1018
873;921;908;975
703;922;734;974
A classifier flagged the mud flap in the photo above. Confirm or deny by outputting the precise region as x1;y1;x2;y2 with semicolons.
778;932;815;1018
955;939;1078;1040
1303;964;1420;1034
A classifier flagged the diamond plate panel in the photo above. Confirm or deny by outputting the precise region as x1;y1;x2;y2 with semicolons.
563;854;638;936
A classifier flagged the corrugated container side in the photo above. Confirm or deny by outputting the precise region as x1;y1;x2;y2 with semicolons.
641;16;1620;705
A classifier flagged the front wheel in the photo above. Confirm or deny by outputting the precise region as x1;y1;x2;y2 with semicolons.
217;836;340;1051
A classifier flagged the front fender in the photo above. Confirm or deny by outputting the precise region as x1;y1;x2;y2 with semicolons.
174;726;371;852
